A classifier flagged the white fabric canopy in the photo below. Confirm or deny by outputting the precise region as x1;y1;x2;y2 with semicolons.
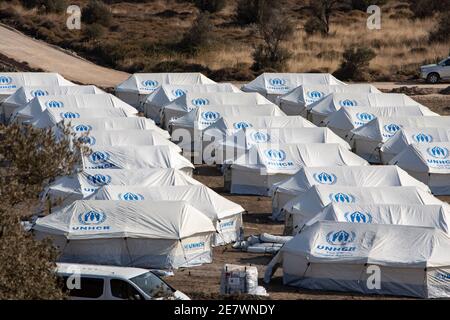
324;106;439;143
241;73;345;101
29;107;131;129
2;85;104;121
389;142;450;195
277;84;380;116
0;72;74;101
350;116;450;163
270;165;431;220
115;72;215;108
307;93;426;125
270;221;450;298
63;117;169;139
381;128;450;164
144;83;240;122
283;185;442;232
13;94;138;123
228;143;368;196
81;145;194;175
307;203;450;235
88;185;244;246
211;127;351;165
75;130;181;153
161;92;273;128
34;200;215;269
44;168;201;205
203;115;315;140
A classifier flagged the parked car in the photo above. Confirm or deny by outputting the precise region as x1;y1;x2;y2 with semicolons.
420;57;450;83
55;263;190;300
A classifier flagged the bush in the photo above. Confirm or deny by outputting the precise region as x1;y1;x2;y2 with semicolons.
18;0;68;13
192;0;226;13
235;0;278;25
82;0;112;27
177;14;214;54
84;23;105;40
251;9;294;71
149;59;212;74
428;12;450;43
304;17;327;36
0;123;81;299
333;46;376;81
409;0;446;19
350;0;386;11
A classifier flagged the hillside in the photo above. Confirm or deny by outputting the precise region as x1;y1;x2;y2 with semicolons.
0;0;448;82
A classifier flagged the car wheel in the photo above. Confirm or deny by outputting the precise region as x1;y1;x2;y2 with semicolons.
426;72;440;84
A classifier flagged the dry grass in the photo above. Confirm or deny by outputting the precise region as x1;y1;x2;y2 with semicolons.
0;0;448;80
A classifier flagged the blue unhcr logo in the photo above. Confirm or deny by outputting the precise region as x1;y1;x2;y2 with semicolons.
344;211;372;223
45;100;64;108
78;211;106;225
86;174;111;186
119;192;144;201
326;230;356;245
330;192;355;203
413;133;433;143
313;172;337;184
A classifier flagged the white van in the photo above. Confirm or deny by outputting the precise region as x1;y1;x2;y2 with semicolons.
56;263;190;300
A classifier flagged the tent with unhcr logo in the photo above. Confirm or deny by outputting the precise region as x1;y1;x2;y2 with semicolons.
226;143;368;196
33;200;216;269
264;221;450;298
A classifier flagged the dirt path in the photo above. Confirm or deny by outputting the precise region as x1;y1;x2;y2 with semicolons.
0;24;129;88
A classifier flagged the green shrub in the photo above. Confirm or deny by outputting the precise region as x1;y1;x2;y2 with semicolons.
82;0;112;27
177;14;214;54
84;23;105;40
304;17;327;36
350;0;386;11
409;0;446;19
235;0;278;25
18;0;68;13
333;46;376;81
192;0;226;13
428;12;450;43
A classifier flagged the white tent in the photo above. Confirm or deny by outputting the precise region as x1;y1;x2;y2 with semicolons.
160;92;274;128
381;128;450;164
350;116;450;163
389;143;450;195
307;203;450;235
75;130;181;153
267;221;450;298
270;165;431;220
29;107;131;129
13;94;138;124
170;104;286;155
211;127;351;165
33;200;216;269
43;168;201;205
277;84;380;116
115;73;215;109
81;145;194;175
324;106;440;142
283;185;442;232
307;93;426;125
241;73;345;102
63;117;169;139
88;185;244;246
227;143;368;196
0;72;75;102
143;83;240;122
203;115;315;141
2;85;104;122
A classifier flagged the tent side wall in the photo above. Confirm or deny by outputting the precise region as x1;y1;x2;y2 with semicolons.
282;255;429;298
35;231;213;269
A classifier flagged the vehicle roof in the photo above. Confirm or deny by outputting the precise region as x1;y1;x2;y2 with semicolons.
56;263;149;279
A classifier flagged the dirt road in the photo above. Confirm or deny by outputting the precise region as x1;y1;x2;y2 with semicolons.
0;24;129;87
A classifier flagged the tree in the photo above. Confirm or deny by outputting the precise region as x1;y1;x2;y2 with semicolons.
178;13;214;54
0;123;81;299
82;0;112;27
428;12;450;43
251;9;294;71
333;46;376;81
235;0;280;25
193;0;226;13
305;0;344;36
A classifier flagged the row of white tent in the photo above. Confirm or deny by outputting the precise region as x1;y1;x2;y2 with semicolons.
3;71;450;298
0;72;247;271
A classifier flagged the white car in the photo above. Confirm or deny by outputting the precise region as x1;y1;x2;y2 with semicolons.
56;263;190;300
420;57;450;83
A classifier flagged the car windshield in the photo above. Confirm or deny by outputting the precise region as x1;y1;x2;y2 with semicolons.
129;272;175;298
439;58;450;65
